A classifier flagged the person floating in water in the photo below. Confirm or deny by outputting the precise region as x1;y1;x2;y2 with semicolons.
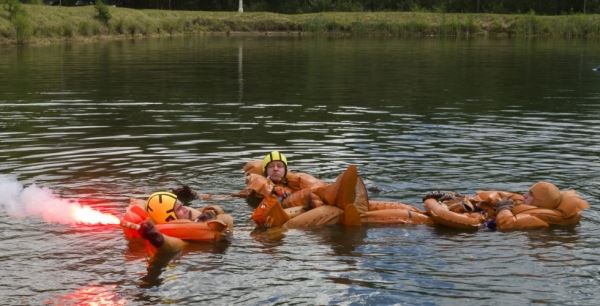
240;150;327;209
240;151;431;229
122;191;233;267
422;181;589;231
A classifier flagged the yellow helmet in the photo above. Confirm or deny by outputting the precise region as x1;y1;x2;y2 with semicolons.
145;192;179;224
262;151;288;176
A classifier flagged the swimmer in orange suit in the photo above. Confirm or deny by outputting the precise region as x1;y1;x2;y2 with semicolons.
423;181;589;231
240;152;430;228
123;191;233;264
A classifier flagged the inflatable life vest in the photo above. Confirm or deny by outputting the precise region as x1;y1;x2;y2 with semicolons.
251;165;362;228
422;191;526;230
423;198;485;230
121;200;230;242
251;163;433;228
243;159;326;191
424;186;589;231
241;172;327;209
252;195;344;229
362;200;432;225
496;189;589;230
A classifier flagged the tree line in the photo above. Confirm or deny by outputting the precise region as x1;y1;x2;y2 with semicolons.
35;0;600;14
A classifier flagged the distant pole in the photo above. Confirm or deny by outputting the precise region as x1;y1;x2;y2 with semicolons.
583;0;587;13
238;0;243;13
238;43;244;103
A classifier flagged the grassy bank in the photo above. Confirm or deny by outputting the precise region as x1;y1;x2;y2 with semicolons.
2;4;600;44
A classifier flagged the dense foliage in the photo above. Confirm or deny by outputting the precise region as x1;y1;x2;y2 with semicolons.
103;0;600;15
2;0;32;43
94;0;111;24
3;3;600;44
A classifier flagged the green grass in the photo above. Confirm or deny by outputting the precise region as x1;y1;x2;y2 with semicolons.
2;5;600;44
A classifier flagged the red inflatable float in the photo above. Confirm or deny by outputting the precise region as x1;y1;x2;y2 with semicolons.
121;200;229;242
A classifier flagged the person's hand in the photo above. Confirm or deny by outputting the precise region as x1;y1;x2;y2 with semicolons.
196;210;217;222
495;199;514;213
272;186;288;198
307;192;324;209
245;173;273;198
138;221;165;248
171;185;198;204
423;191;456;202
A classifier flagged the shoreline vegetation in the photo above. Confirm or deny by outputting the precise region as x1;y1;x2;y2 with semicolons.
2;4;600;45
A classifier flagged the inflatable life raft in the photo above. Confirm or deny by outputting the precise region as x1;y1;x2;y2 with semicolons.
121;200;229;242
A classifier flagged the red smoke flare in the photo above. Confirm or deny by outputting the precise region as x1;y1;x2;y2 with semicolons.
70;204;120;225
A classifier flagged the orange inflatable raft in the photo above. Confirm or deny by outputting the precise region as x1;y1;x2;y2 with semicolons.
121;200;229;242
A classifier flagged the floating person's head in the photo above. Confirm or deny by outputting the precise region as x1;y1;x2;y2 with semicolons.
524;181;561;209
262;151;288;183
145;191;190;223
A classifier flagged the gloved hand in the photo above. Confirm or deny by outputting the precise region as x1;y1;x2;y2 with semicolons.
307;192;324;209
171;185;198;204
196;210;217;222
422;191;456;202
495;199;514;213
272;186;288;198
138;221;165;248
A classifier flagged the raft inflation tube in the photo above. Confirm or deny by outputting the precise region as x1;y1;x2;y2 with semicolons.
121;200;228;242
423;198;483;230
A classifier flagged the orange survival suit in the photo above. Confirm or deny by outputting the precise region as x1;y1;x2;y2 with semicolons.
423;181;589;231
241;160;431;228
496;181;589;230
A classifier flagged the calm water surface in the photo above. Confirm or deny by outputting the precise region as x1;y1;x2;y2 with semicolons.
0;36;599;305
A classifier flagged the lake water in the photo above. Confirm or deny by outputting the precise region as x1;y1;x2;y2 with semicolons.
0;36;599;305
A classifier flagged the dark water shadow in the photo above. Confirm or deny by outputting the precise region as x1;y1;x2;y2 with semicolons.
135;239;231;288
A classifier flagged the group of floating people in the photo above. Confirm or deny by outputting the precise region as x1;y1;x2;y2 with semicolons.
121;150;590;260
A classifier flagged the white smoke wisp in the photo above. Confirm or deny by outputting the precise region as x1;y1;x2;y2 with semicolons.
0;175;119;225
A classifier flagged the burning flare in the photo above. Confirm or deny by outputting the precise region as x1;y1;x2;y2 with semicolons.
0;175;120;225
71;204;120;225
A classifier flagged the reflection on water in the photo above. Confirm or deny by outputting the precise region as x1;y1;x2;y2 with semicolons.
1;36;599;305
47;285;127;306
140;239;232;288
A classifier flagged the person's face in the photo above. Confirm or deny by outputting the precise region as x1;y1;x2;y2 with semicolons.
266;161;286;182
523;191;534;205
174;202;192;220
